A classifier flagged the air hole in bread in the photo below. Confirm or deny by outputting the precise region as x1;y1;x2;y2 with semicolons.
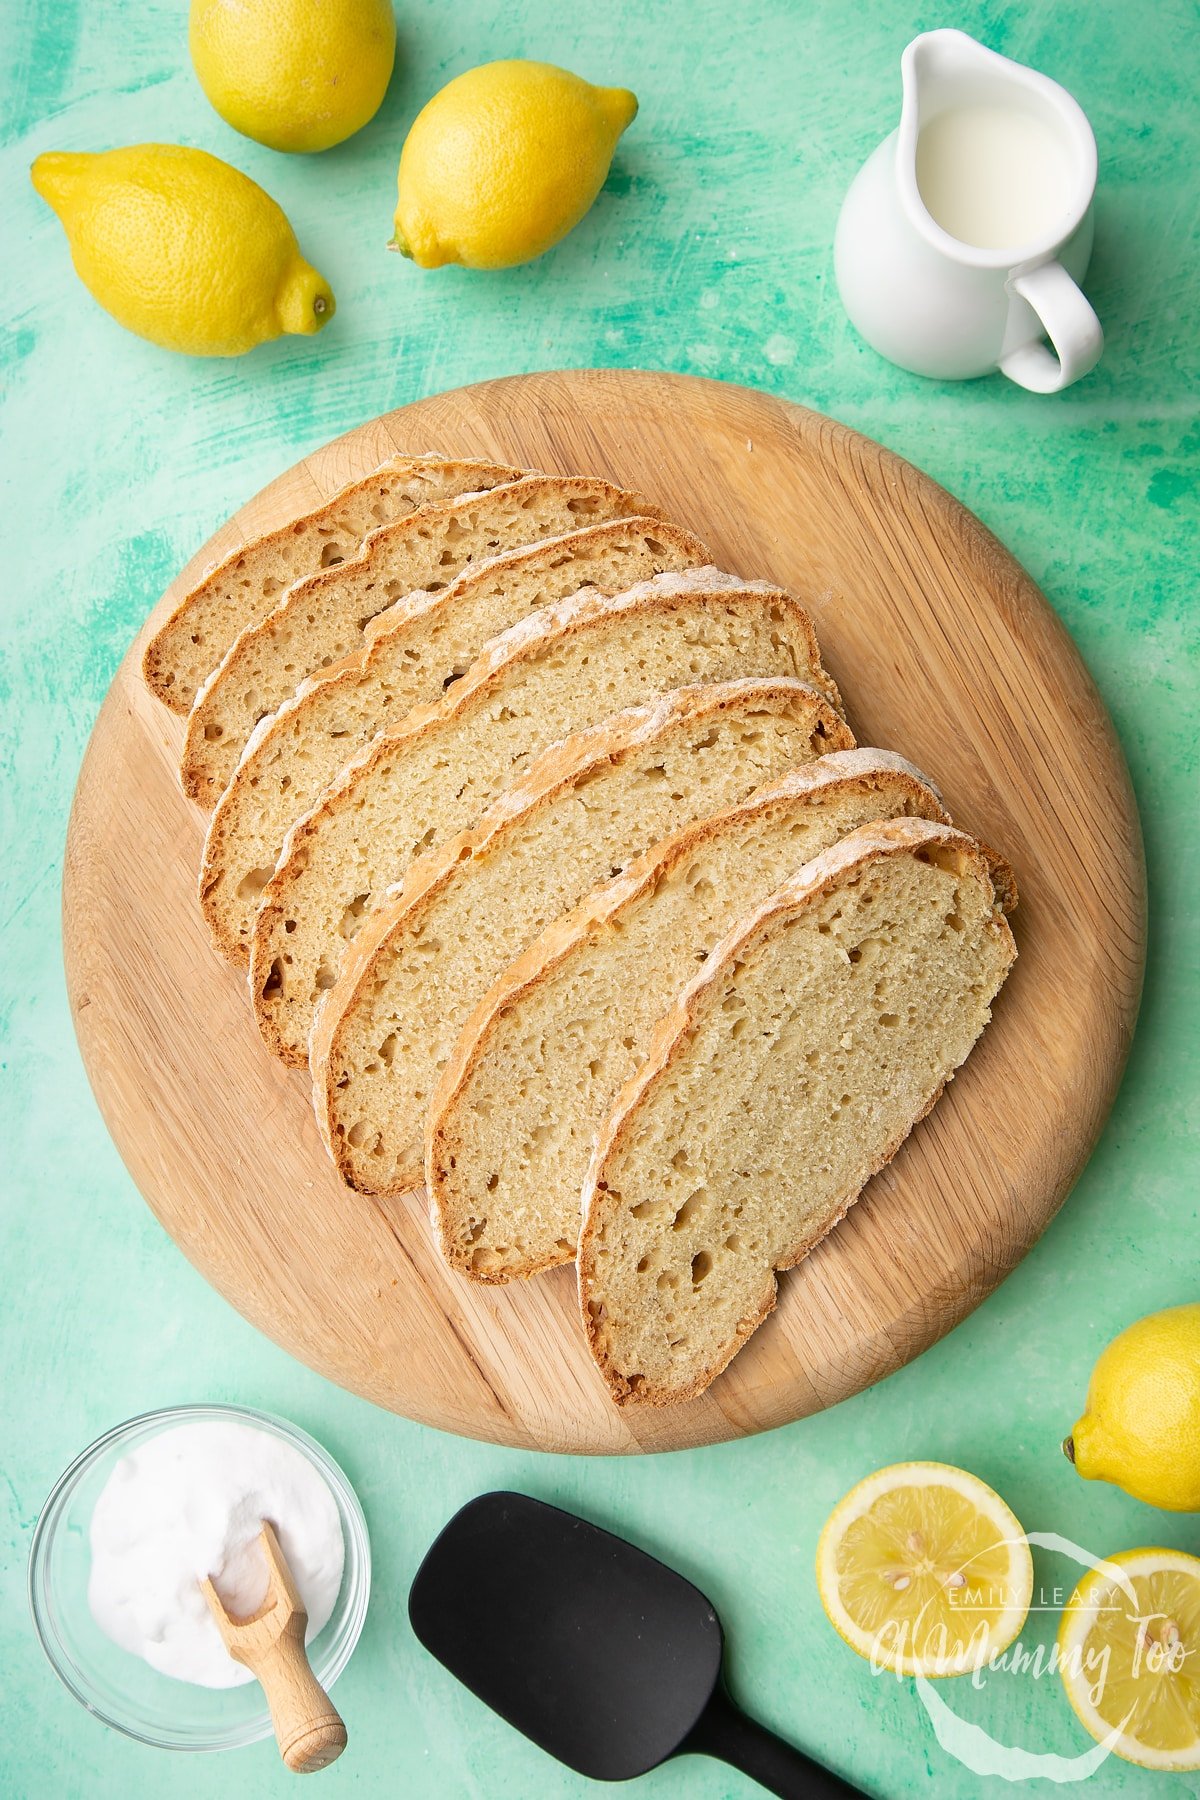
672;1189;706;1231
630;1196;668;1221
236;867;273;902
691;1251;713;1288
338;894;371;940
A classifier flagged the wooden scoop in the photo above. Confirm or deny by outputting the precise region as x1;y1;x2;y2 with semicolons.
201;1521;347;1773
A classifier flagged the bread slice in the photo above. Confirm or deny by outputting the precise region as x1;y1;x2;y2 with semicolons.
181;475;660;806
577;819;1017;1407
200;516;710;969
426;751;950;1280
143;455;522;714
312;683;853;1195
251;571;846;1066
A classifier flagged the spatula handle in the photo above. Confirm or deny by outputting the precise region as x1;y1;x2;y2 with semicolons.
685;1683;864;1799
253;1616;348;1774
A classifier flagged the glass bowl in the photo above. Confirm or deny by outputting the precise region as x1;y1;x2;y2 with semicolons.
28;1403;370;1752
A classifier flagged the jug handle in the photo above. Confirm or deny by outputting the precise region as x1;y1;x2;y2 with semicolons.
999;261;1103;394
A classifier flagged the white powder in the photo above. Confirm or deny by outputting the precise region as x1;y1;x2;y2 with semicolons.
88;1420;345;1689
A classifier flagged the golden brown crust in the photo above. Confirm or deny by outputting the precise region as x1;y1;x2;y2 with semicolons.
252;573;845;1064
198;517;711;969
143;456;522;714
576;819;1016;1406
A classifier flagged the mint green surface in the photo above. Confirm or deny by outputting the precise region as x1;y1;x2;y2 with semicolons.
3;1;1197;1794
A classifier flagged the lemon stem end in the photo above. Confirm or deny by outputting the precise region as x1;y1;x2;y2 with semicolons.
276;261;336;338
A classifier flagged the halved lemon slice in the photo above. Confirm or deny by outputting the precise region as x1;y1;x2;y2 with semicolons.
1058;1547;1200;1771
816;1461;1033;1676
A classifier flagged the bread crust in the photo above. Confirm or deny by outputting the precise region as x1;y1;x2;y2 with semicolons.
198;517;711;969
424;751;951;1279
576;818;1017;1406
252;574;844;1065
143;456;521;714
308;677;852;1182
180;475;661;805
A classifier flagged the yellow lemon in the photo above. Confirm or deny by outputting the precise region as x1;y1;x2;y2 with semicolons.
1065;1304;1200;1511
393;59;637;270
31;145;334;357
1058;1547;1200;1771
816;1461;1033;1676
190;0;396;154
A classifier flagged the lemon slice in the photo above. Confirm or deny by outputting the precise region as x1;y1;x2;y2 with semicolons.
1058;1548;1200;1771
816;1461;1033;1676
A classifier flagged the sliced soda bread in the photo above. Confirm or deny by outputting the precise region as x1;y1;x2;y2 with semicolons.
426;751;949;1280
251;571;846;1066
181;474;660;806
200;516;710;968
143;455;521;714
312;683;852;1195
577;819;1017;1407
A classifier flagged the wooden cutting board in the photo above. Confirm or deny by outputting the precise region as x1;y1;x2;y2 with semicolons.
63;369;1145;1455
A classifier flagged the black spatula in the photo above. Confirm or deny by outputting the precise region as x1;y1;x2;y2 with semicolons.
408;1491;864;1797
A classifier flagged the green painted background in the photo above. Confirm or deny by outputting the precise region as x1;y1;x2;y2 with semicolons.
2;0;1197;1794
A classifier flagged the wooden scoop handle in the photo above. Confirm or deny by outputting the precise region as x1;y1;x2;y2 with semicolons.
252;1614;348;1773
201;1521;347;1774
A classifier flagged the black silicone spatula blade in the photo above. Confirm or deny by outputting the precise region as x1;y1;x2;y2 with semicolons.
408;1492;864;1797
408;1490;722;1780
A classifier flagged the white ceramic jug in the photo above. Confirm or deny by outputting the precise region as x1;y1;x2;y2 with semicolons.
835;30;1103;391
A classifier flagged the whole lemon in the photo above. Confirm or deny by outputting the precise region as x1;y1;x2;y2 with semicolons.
1065;1304;1200;1511
190;0;396;154
393;59;637;270
31;145;334;357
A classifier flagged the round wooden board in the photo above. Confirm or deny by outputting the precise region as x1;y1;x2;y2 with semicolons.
63;369;1145;1455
